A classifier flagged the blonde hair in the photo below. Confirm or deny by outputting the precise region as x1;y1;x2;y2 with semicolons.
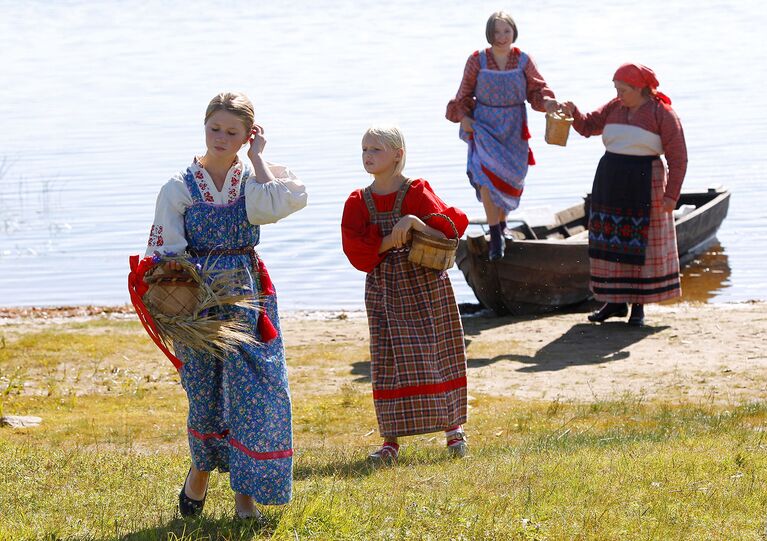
485;11;518;44
363;125;407;175
204;92;255;132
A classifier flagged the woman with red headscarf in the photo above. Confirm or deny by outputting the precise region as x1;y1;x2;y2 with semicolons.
562;63;688;326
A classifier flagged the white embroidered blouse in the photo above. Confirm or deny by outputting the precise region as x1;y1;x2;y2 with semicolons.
146;157;307;256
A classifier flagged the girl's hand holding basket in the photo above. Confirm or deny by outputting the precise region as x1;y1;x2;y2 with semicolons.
391;215;422;248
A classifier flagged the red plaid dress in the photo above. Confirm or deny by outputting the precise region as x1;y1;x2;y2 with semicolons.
344;179;468;438
573;98;688;303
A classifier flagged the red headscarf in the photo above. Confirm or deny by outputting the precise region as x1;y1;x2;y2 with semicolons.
613;63;672;105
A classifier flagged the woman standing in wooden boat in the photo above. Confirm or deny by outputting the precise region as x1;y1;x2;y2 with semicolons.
446;11;562;261
563;63;688;326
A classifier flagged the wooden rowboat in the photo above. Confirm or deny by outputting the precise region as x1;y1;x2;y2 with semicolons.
456;187;731;316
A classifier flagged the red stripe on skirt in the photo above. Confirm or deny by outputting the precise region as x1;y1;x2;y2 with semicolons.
373;376;467;400
481;165;524;197
188;428;229;441
229;437;294;460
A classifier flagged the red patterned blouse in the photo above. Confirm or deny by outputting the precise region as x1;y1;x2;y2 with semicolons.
445;47;556;122
572;97;688;204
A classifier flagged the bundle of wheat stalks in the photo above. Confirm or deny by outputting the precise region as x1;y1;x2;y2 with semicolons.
143;255;260;360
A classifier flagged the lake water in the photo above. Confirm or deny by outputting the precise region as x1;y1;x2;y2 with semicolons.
1;0;765;310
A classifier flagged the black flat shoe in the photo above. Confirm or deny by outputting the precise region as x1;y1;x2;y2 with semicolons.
179;467;207;517
628;304;645;326
587;303;628;323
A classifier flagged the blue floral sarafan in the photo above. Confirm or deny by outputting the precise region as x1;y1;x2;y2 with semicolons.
460;49;531;213
174;166;293;505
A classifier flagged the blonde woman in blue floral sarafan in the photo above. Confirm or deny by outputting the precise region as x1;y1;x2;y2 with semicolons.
143;92;307;520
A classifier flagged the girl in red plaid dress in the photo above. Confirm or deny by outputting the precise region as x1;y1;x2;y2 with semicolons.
341;125;470;462
563;63;688;326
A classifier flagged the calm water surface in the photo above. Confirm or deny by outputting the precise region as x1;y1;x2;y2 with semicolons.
0;0;765;309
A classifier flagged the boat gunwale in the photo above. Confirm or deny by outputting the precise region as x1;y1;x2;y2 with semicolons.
462;188;730;243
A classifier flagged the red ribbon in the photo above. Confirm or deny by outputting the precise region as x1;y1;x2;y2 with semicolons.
521;121;531;140
257;258;275;296
256;257;278;342
129;254;279;356
128;255;183;370
258;312;279;342
521;122;535;165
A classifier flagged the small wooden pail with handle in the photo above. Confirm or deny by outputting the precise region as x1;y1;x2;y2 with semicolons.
545;110;574;146
143;267;203;317
408;213;459;271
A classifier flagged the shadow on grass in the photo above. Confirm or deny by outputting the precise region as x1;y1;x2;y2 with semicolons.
106;513;275;541
349;360;371;383
293;455;377;481
293;448;466;481
468;322;668;372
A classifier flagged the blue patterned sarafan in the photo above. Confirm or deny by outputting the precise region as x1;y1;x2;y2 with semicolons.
174;166;293;505
460;50;531;213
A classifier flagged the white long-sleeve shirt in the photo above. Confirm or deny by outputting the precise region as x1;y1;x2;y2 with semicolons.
146;157;307;255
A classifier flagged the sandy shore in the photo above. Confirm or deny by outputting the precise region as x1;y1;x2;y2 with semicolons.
274;302;767;403
2;302;766;404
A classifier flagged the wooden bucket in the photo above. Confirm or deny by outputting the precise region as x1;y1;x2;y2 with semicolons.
143;268;202;317
408;213;459;271
545;110;574;146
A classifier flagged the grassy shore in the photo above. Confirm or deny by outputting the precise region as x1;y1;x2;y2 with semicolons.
2;311;767;540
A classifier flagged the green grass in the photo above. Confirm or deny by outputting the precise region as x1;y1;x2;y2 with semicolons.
2;321;767;539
